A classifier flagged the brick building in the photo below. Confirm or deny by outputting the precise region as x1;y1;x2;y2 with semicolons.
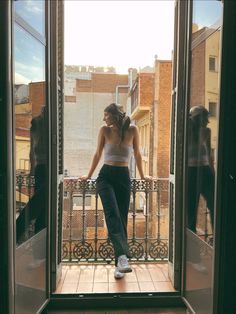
129;60;172;238
129;60;172;180
153;60;172;179
15;81;46;172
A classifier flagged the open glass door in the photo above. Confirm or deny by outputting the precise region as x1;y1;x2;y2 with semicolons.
168;0;189;290
182;1;223;313
13;1;50;312
0;1;63;312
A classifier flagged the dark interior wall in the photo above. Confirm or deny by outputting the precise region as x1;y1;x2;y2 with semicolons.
214;0;236;313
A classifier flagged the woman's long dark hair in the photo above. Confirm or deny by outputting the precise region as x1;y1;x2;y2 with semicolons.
104;103;131;143
189;106;209;143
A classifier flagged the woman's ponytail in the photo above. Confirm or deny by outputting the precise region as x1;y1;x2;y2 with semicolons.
121;115;131;142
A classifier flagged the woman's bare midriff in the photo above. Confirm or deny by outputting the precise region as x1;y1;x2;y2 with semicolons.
104;161;129;167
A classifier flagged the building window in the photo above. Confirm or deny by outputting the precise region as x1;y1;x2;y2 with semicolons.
209;101;217;117
209;56;217;71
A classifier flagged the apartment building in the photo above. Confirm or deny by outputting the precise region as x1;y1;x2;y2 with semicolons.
64;66;129;177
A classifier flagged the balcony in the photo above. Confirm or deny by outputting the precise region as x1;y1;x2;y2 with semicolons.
15;175;213;294
62;178;169;263
130;73;154;120
15;174;213;263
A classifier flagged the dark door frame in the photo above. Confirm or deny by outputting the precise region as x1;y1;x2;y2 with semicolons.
213;0;236;312
0;1;15;314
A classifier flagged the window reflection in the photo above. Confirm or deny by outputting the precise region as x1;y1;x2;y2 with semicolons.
187;105;215;234
14;24;47;245
15;25;45;84
187;0;222;245
15;0;45;36
16;106;47;244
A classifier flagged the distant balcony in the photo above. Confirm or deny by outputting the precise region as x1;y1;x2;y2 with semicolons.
130;104;150;120
130;73;154;120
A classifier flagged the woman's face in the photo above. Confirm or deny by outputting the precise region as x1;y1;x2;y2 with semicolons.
103;111;113;126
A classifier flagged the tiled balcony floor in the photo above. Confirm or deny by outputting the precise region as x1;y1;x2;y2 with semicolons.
55;262;176;294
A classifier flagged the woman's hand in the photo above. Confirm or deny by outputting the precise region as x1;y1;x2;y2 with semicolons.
141;175;153;182
79;175;90;181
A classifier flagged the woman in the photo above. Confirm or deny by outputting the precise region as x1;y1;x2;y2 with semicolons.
188;105;215;234
80;103;152;279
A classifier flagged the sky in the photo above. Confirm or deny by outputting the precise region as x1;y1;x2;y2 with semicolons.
64;0;175;73
13;0;223;84
193;0;223;29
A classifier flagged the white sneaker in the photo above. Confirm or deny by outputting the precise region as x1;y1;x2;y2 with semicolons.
117;255;132;273
114;267;125;279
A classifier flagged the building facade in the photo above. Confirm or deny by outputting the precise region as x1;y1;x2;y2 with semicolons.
64;66;129;177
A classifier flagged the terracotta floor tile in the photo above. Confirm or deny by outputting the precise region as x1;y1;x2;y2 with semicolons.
156;264;169;280
67;264;80;270
135;268;152;282
93;282;109;293
109;281;140;293
139;281;156;292
94;267;108;282
77;282;93;293
55;281;63;293
64;269;80;283
148;268;167;282
131;264;147;270
79;267;95;282
122;270;138;283
145;263;159;269
60;282;77;293
77;264;95;270
55;267;68;293
153;281;176;292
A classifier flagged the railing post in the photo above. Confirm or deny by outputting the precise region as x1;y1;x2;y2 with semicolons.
94;191;98;261
68;181;73;262
144;183;149;261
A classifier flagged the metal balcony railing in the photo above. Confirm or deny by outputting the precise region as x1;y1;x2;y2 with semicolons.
15;174;214;263
62;178;169;263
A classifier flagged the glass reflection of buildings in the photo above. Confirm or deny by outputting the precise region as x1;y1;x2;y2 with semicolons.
191;23;221;161
15;82;45;216
190;22;221;237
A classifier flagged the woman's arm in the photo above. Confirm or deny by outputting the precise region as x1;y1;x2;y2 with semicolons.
206;128;215;173
132;125;152;181
80;126;105;180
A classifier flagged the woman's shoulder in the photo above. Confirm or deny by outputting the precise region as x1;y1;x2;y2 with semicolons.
100;125;109;131
128;124;137;131
128;124;138;134
99;125;111;136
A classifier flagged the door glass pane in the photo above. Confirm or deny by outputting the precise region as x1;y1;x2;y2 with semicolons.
15;0;45;36
14;23;47;313
185;1;223;313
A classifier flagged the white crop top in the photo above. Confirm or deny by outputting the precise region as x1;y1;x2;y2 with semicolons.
104;143;133;163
